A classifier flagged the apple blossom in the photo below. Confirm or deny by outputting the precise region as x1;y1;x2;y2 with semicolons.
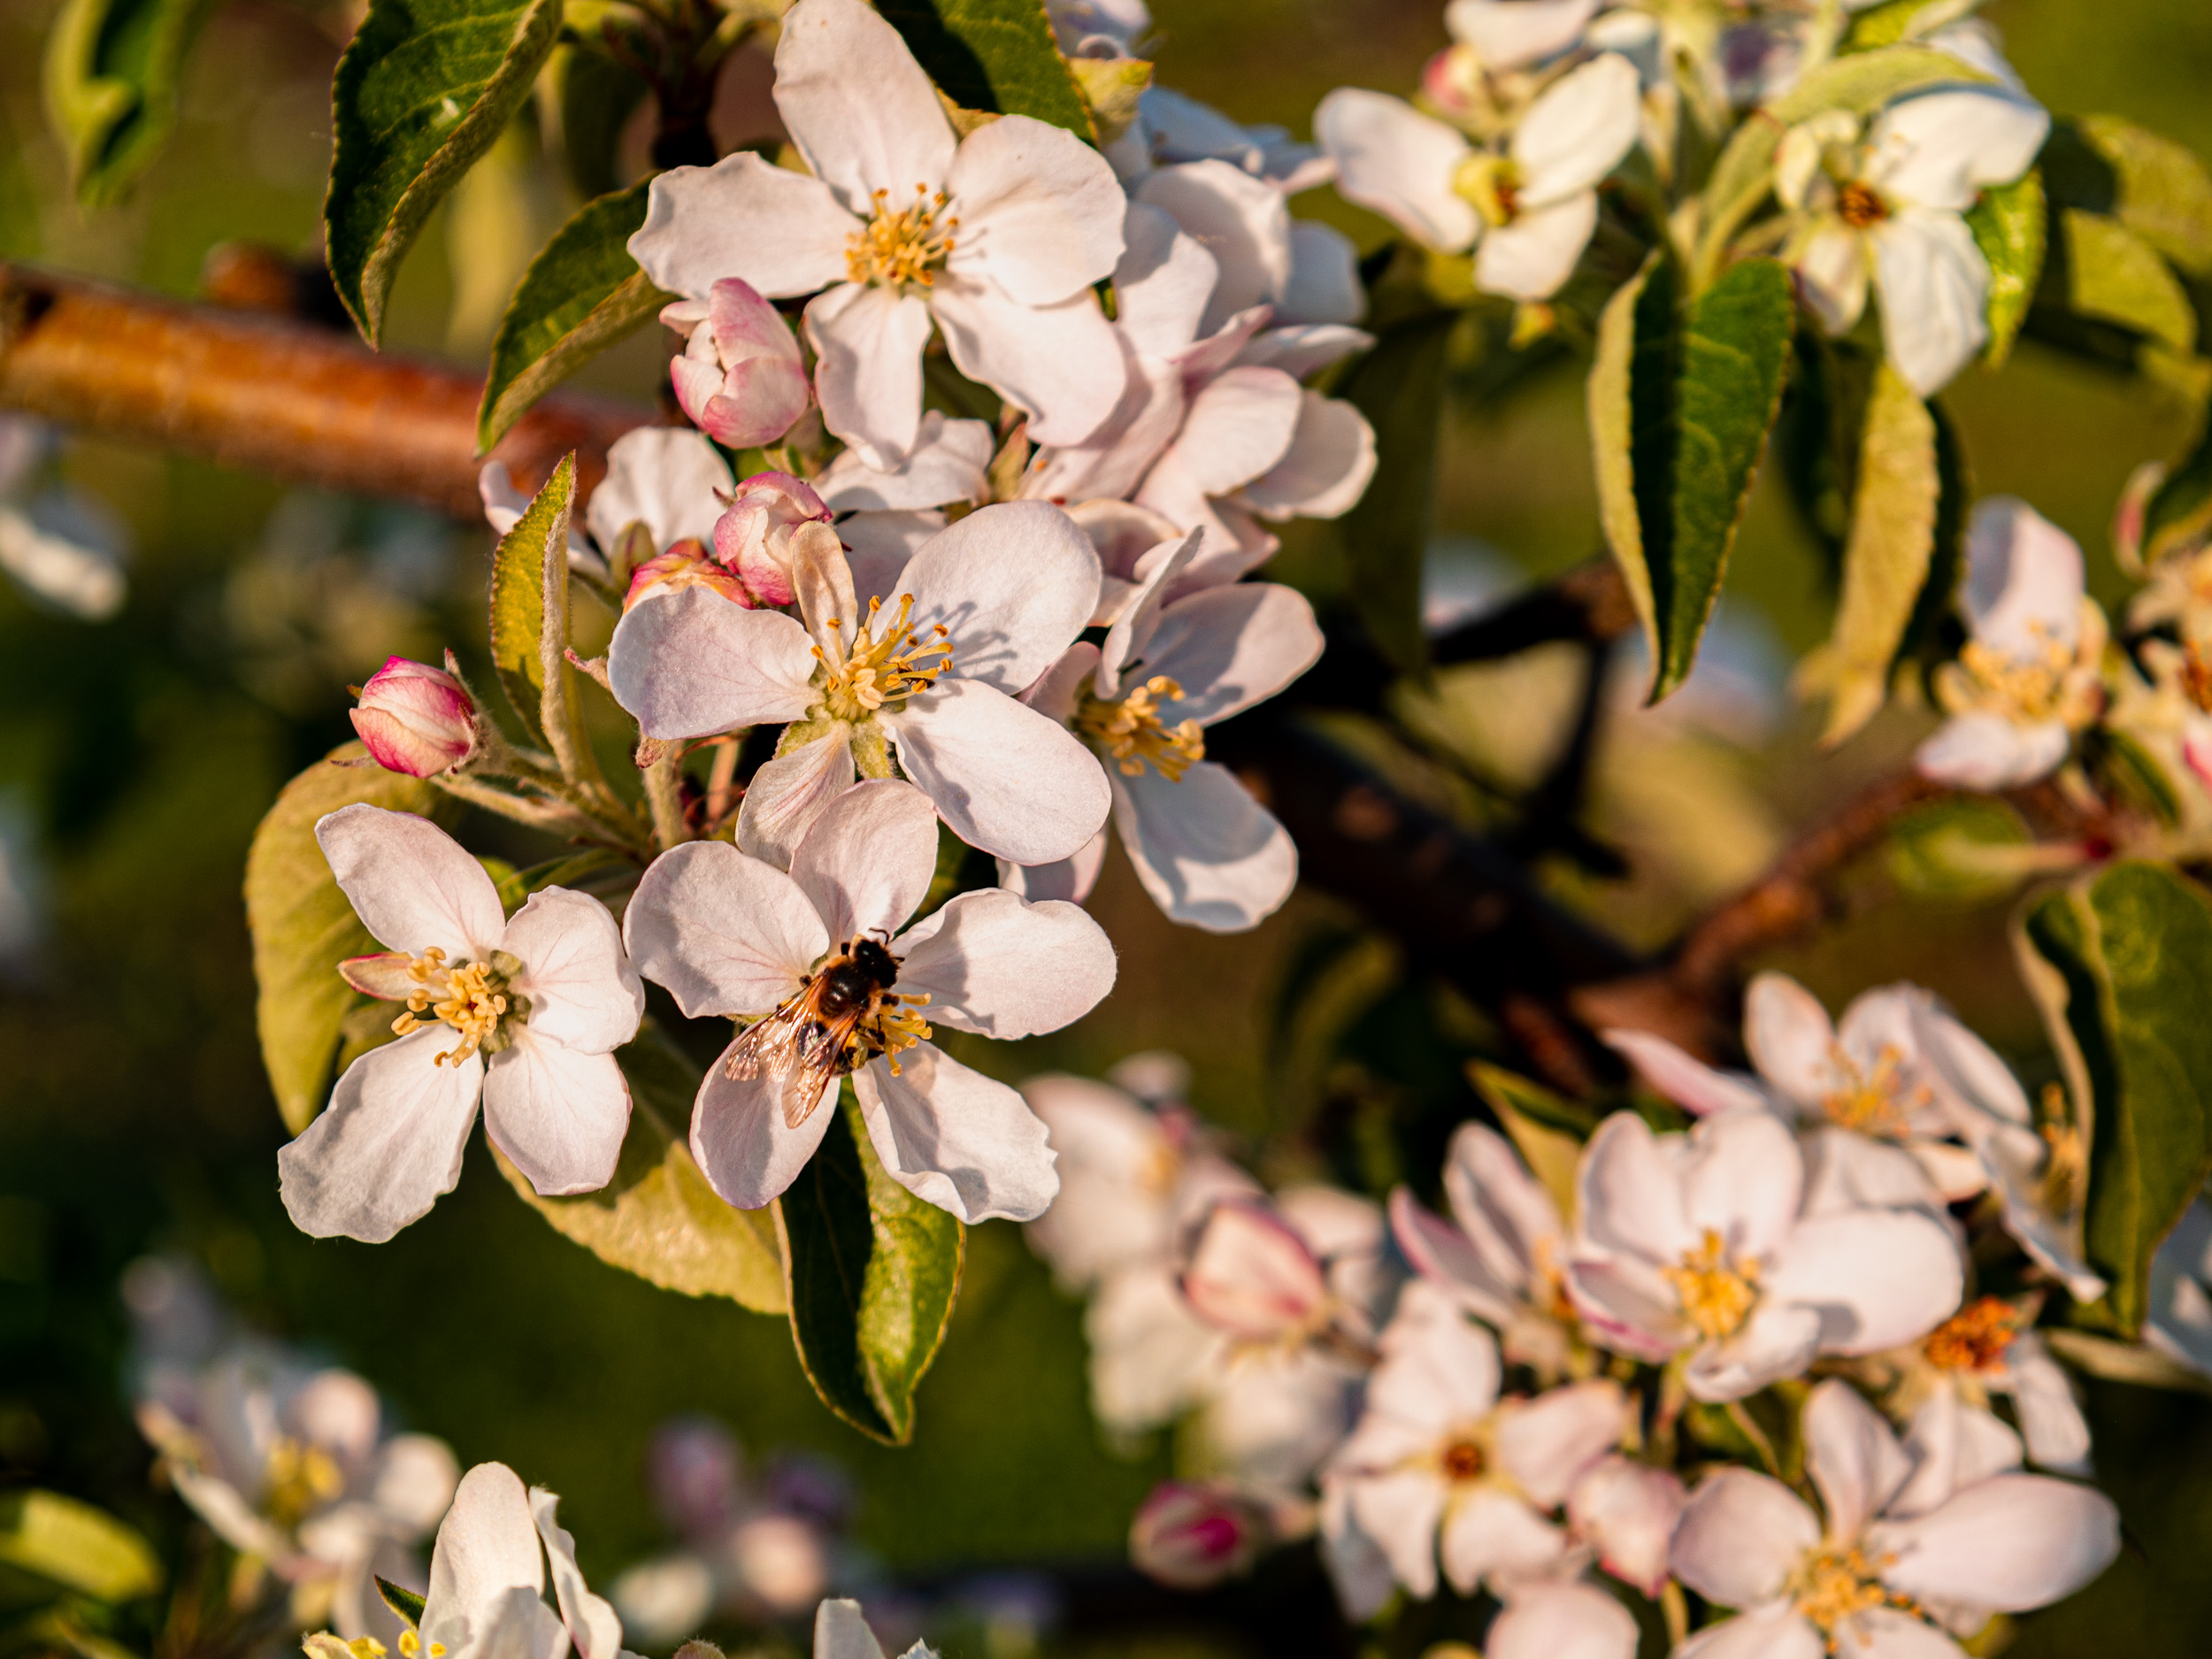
1005;534;1321;930
1776;86;2050;396
1486;1581;1639;1659
1890;1295;2092;1474
621;779;1116;1221
1447;0;1600;73
1321;1280;1628;1603
350;657;479;778
482;426;731;592
660;279;810;449
1128;160;1365;334
607;502;1112;867
1669;1379;2118;1659
1317;53;1643;300
1565;1455;1683;1599
1127;1480;1278;1588
277;806;644;1243
814;413;994;514
1566;1108;1963;1400
813;1599;937;1659
134;1340;456;1641
1125;88;1333;194
1390;1119;1580;1377
628;0;1127;468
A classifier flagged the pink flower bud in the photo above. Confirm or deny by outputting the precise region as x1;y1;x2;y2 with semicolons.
1179;1199;1331;1342
1129;1482;1271;1590
350;657;476;776
625;537;756;613
663;280;810;449
1421;45;1482;120
712;472;833;609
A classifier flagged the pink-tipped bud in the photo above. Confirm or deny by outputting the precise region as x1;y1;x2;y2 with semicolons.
1129;1482;1271;1590
1568;1455;1686;1599
1421;45;1482;119
1179;1199;1330;1342
663;280;811;449
625;537;756;613
350;657;476;776
712;472;832;609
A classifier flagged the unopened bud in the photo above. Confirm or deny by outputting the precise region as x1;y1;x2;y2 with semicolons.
1179;1199;1330;1342
663;280;810;449
351;657;476;776
625;538;755;613
1129;1481;1270;1590
712;472;833;608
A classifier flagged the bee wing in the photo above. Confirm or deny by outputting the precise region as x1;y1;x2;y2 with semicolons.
726;1003;863;1131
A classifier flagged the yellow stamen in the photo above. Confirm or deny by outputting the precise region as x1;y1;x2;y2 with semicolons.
263;1435;343;1527
388;946;517;1066
1924;1295;2024;1374
846;185;959;289
1662;1228;1760;1341
815;594;955;721
397;1632;446;1659
1955;623;2084;725
1792;1546;1912;1647
1074;676;1206;780
870;995;934;1077
1820;1043;1924;1139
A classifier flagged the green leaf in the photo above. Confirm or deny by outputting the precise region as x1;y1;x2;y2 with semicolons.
479;180;671;451
875;0;1093;138
1965;169;2045;368
549;41;649;201
41;0;218;205
374;1577;428;1626
773;1088;964;1444
2059;210;2198;355
494;1028;787;1313
1333;309;1458;672
0;1492;162;1602
2020;862;2212;1333
2078;113;2212;280
1800;362;1939;743
2143;418;2212;565
487;453;581;759
1594;257;1795;701
1885;797;2043;902
246;742;449;1135
325;0;565;344
2042;1326;2212;1395
1839;0;1974;51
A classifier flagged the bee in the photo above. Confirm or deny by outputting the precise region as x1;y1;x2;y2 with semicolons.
726;934;904;1128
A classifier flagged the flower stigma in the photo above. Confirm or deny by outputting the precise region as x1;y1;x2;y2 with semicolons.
847;185;959;289
1075;676;1205;780
814;594;955;721
388;947;528;1066
1924;1295;2024;1374
1663;1228;1760;1340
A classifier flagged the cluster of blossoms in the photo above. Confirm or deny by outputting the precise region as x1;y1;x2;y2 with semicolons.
1029;982;2126;1651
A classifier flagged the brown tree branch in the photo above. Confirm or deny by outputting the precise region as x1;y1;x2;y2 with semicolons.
0;262;649;518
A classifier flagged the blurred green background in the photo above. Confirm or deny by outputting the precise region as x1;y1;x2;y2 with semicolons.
5;0;2212;1655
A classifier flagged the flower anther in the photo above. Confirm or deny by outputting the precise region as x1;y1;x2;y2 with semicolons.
731;934;934;1088
1820;1042;1924;1138
814;594;955;721
1663;1228;1761;1341
388;947;529;1067
1954;626;2090;726
1791;1546;1911;1647
1923;1295;2024;1375
1836;180;1888;228
396;1631;445;1659
262;1435;343;1526
1437;1433;1486;1484
846;185;959;290
1075;676;1206;780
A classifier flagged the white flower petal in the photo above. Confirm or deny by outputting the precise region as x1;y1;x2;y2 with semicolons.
1115;202;1219;359
1829;1608;1965;1659
736;728;860;872
816;411;993;511
690;1056;837;1208
1799;222;1872;334
772;0;956;215
1913;712;2070;789
1604;1029;1774;1118
1872;210;1990;396
317;804;504;960
500;888;644;1054
608;588;819;740
1131;161;1292;335
1477;191;1601;301
1686;1301;1823;1402
1315;88;1479;252
1494;1379;1625;1507
1569;1455;1686;1599
891;500;1102;694
1444;0;1598;69
1280;219;1366;326
2008;1335;2093;1473
1891;1390;2022;1517
842;510;947;610
1234;322;1375;380
1486;1584;1638;1659
1439;1486;1564;1595
1513;54;1641;204
1764;1210;1964;1355
1802;1378;1913;1543
1868;1474;2119;1612
995;829;1110;904
1110;760;1298;933
623;841;826;1018
628;155;851;300
946;115;1127;304
1446;1121;1565;1290
1675;1609;1826;1659
528;1488;621;1659
788;776;939;943
854;1043;1060;1221
372;1435;459;1534
586;428;730;556
1684;1108;1803;1263
1391;1187;1521;1325
931;274;1128;448
424;1463;542;1653
806;282;938;470
1153;365;1306;500
1135;581;1322;723
883;677;1111;864
481;1037;632;1197
1868;89;2050;215
1242;391;1377;519
278;1033;483;1242
1181;1200;1330;1340
1961;496;2085;654
1575;1110;1692;1263
893;887;1116;1035
1743;972;1839;1109
1669;1468;1820;1609
813;1600;888;1659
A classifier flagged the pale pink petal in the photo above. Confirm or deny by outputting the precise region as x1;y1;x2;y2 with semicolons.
1890;1390;2021;1517
841;510;945;610
317;804;504;961
1913;711;2070;789
1872;209;1991;397
815;411;992;511
1575;1110;1692;1263
1669;1469;1819;1608
772;0;955;214
1511;54;1641;204
528;1489;621;1659
1494;1379;1625;1506
1603;1028;1772;1118
480;1038;631;1197
499;888;644;1054
2007;1335;2092;1474
735;729;860;872
854;1042;1060;1221
1315;88;1479;252
813;1599;889;1659
1242;392;1376;519
1279;219;1366;327
1347;1468;1447;1599
1156;365;1305;496
1764;1210;1964;1355
278;1033;482;1243
607;588;819;739
1569;1455;1686;1598
1131;161;1292;335
995;827;1109;905
1867;89;2050;216
1798;222;1871;334
1566;1256;1689;1360
1742;972;1838;1110
586;426;731;556
1391;1187;1521;1325
628;154;851;299
1686;1301;1823;1402
1114;202;1217;360
805;282;938;470
1443;0;1598;68
1111;761;1299;933
932;274;1129;448
1476;192;1601;301
1801;1379;1913;1544
1867;1475;2119;1612
892;887;1116;1036
891;500;1102;694
690;1057;837;1209
1683;1107;1803;1262
621;841;826;1019
1181;1200;1330;1340
1829;1608;1966;1659
1445;1121;1564;1290
882;677;1112;864
789;776;940;943
423;1463;543;1653
945;114;1127;304
1676;1609;1826;1659
1961;496;2085;656
1486;1582;1639;1659
1439;1487;1566;1595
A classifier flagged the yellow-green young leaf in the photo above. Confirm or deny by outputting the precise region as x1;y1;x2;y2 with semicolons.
876;0;1094;139
487;453;577;750
774;1088;964;1444
495;1029;787;1313
1066;54;1151;144
2041;1327;2212;1395
2078;113;2212;280
326;0;565;344
1965;170;2044;368
1469;1062;1595;1221
1333;311;1458;672
2062;210;2197;356
0;1491;162;1602
2144;418;2212;565
2020;863;2212;1334
1801;363;1939;744
479;180;671;451
1839;0;1974;50
1588;254;1661;663
1885;797;2047;902
246;742;449;1135
41;0;217;205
